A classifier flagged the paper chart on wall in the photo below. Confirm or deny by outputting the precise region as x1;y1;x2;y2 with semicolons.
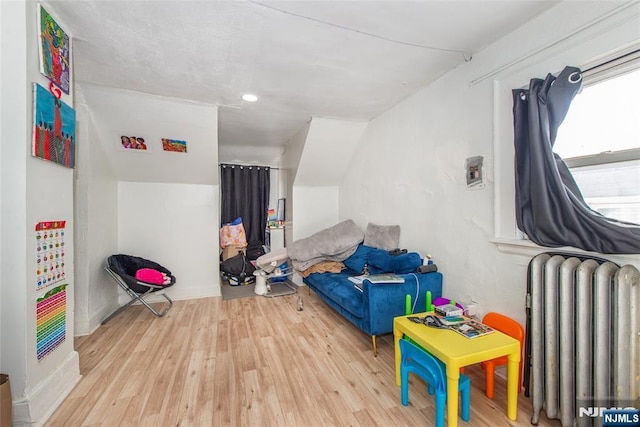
36;284;67;361
35;221;66;291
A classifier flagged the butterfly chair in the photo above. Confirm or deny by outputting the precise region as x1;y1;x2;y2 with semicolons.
400;338;470;427
102;254;176;324
481;312;524;399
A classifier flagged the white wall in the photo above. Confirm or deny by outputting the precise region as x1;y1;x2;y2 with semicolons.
281;122;311;245
295;117;368;187
339;1;640;326
1;0;29;405
292;186;340;242
74;100;119;336
118;182;220;299
79;84;219;186
0;1;81;424
281;117;367;243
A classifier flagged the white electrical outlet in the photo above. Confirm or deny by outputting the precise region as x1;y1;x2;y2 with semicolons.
465;301;480;317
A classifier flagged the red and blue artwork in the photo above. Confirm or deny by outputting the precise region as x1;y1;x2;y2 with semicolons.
32;83;76;168
162;138;188;153
36;285;67;361
38;5;71;94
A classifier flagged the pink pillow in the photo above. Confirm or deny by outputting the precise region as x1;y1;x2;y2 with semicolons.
136;268;166;285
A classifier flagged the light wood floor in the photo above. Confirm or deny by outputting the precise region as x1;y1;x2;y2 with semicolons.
45;288;561;426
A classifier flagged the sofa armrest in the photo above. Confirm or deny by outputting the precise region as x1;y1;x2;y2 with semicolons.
362;272;443;336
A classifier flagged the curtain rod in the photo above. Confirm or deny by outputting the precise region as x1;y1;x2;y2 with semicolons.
581;47;640;74
219;163;280;170
468;2;636;87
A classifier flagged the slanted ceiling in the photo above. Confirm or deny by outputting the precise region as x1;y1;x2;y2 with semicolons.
46;0;560;181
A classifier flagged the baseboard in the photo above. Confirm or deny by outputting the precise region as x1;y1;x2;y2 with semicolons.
141;284;220;302
113;284;220;308
12;351;81;426
168;284;220;300
75;303;118;336
77;285;221;336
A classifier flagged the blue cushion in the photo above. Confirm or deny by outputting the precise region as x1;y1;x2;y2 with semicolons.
343;244;377;273
306;271;364;318
368;250;422;274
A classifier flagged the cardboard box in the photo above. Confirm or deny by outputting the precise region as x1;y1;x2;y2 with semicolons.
1;374;11;427
222;245;245;261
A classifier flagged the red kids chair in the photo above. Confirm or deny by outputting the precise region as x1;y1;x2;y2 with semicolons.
481;312;525;399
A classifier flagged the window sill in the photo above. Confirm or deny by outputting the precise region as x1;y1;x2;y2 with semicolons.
490;237;640;267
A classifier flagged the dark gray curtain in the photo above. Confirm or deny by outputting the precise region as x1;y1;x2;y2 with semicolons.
220;164;270;246
513;66;640;254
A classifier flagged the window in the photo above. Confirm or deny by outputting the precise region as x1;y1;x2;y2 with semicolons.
554;65;640;224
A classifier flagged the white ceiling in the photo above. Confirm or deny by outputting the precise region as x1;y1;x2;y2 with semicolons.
48;0;560;165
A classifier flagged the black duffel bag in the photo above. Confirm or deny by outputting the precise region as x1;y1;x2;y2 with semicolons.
220;252;256;285
245;241;266;261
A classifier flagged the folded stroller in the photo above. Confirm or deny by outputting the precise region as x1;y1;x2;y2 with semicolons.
102;254;176;324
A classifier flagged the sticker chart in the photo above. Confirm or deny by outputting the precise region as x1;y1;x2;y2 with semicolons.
37;284;67;361
35;221;66;291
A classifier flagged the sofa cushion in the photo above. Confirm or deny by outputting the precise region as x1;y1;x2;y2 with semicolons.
364;223;400;250
368;250;422;274
343;244;377;274
305;271;364;318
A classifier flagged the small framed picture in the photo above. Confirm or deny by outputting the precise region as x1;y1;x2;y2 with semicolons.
162;138;187;153
119;135;150;152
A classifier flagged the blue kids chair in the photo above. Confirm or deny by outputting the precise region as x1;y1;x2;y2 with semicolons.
400;338;470;427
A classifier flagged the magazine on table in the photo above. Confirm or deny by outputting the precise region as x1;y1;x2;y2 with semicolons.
448;319;495;339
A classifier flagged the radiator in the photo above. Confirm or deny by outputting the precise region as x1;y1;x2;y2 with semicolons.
527;253;640;427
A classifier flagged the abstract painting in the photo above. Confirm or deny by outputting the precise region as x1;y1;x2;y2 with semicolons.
33;83;76;168
38;5;71;94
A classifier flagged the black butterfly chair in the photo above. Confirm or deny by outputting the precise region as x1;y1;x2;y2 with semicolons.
102;254;176;324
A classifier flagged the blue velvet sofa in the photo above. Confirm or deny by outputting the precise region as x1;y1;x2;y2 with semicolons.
303;245;443;355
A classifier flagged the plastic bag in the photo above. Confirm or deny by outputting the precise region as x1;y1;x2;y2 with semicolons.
219;217;247;248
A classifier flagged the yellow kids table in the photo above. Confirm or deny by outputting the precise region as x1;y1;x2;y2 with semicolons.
394;314;520;427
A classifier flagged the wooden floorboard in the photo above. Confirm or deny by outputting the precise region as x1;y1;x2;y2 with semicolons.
45;288;561;426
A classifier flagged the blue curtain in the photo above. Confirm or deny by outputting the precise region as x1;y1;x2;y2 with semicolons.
513;66;640;254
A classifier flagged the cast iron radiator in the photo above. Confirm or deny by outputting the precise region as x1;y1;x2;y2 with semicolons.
525;253;640;426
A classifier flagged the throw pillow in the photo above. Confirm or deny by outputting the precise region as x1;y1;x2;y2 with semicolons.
343;244;377;273
363;223;400;250
368;250;422;274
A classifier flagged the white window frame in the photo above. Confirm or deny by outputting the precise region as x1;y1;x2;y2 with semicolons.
562;50;640;168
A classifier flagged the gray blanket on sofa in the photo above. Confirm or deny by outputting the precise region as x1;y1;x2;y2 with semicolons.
288;219;364;271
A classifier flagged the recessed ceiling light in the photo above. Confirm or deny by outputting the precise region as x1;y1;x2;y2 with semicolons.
242;94;258;102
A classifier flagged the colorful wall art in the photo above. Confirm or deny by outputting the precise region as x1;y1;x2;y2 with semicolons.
36;285;67;361
38;5;71;94
120;135;149;151
33;83;76;168
162;138;187;153
35;221;66;291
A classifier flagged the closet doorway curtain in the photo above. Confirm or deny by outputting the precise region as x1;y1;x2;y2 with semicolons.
220;164;270;246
